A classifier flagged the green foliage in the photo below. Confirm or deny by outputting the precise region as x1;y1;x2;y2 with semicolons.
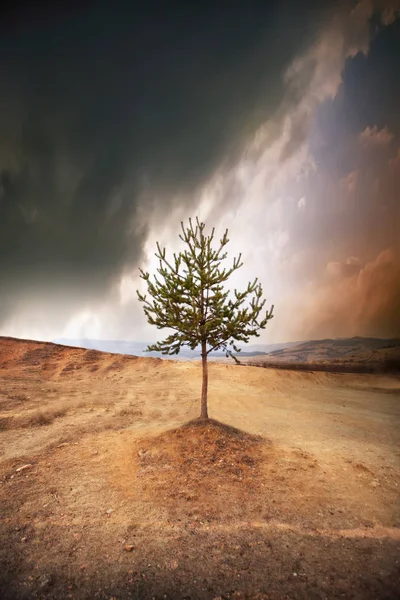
136;217;274;360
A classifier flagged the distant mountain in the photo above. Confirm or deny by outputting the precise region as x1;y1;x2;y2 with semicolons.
238;336;400;372
54;339;154;356
266;336;400;360
52;338;298;360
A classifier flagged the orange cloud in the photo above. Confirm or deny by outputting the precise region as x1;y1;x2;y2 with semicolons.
293;249;400;339
326;256;362;278
359;125;394;147
340;170;359;193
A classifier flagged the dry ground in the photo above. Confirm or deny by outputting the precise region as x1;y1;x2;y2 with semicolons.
0;337;399;599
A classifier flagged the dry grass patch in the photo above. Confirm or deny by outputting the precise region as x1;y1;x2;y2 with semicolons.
117;405;143;418
0;406;69;430
0;400;94;431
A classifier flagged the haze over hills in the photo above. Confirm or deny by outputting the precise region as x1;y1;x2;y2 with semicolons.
51;336;400;371
267;336;400;359
52;338;300;360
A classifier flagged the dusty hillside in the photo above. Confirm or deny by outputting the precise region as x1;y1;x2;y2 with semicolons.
0;336;399;599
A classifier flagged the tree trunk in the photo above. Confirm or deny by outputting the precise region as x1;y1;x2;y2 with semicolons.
200;340;209;419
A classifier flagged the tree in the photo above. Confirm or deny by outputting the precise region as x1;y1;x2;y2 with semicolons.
136;217;274;420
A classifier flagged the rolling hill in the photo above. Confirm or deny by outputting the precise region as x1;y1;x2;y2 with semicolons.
237;336;400;372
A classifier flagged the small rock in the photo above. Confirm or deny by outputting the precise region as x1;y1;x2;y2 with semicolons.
20;537;27;543
38;574;52;589
16;464;33;473
124;545;134;552
370;480;379;488
106;508;113;515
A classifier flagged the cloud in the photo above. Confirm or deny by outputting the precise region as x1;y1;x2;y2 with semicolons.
360;125;394;147
194;0;392;231
1;2;338;332
1;0;399;343
277;0;384;164
293;249;400;339
340;170;359;193
381;1;400;25
297;196;306;209
326;256;362;278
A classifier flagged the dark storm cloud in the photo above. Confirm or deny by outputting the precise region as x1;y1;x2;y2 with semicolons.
0;0;338;325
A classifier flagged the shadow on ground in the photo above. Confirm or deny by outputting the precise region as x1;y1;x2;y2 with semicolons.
1;521;399;600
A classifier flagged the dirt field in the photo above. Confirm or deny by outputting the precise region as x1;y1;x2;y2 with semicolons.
0;337;399;599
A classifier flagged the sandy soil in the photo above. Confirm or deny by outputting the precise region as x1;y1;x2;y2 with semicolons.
0;337;399;599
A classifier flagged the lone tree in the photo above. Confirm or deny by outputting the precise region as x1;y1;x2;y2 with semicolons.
137;217;274;420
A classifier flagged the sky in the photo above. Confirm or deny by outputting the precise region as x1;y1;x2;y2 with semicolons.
0;0;399;345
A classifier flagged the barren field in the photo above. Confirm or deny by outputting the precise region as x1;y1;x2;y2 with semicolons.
0;336;399;599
